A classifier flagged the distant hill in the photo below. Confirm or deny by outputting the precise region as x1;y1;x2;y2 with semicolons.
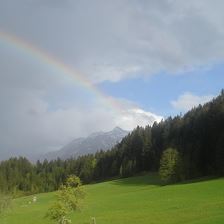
40;127;129;161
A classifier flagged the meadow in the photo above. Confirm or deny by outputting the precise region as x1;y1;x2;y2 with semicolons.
3;173;224;224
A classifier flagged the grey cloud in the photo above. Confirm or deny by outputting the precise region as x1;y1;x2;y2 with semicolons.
171;92;214;112
1;1;224;82
0;50;161;159
0;81;160;159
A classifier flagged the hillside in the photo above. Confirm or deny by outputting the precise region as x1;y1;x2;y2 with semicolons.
4;174;224;224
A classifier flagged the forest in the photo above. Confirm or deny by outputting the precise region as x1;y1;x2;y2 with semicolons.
0;90;224;194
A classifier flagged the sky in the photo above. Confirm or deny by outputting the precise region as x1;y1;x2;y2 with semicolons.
0;0;224;159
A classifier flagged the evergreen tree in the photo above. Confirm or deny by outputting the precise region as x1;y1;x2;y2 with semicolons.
159;148;183;183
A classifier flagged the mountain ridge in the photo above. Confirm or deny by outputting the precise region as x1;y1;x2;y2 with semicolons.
40;127;129;161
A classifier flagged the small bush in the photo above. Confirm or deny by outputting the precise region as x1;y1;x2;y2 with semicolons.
46;175;85;224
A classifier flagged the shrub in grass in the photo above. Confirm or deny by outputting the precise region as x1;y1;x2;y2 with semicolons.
46;175;85;224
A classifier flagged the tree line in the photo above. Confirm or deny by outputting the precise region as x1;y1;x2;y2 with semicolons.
0;90;224;194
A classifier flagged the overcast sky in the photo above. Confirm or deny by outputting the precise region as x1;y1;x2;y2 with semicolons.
0;0;224;159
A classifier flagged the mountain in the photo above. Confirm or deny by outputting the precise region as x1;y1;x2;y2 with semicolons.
41;127;129;161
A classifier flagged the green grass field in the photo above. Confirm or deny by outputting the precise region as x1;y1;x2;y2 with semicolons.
2;173;224;224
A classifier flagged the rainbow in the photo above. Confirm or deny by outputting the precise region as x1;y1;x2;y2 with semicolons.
0;30;123;112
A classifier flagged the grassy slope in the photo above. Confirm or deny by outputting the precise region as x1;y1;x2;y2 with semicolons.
3;173;224;224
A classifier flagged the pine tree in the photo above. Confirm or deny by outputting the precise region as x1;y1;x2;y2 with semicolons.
159;148;184;183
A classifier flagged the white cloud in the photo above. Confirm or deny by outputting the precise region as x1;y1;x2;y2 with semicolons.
171;92;214;112
116;108;162;130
